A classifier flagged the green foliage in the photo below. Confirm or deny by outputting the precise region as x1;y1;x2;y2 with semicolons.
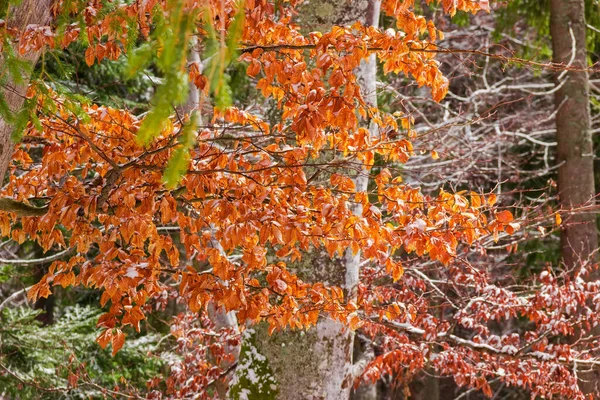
131;0;246;183
162;146;190;189
451;11;472;28
163;112;199;188
42;44;156;112
126;43;155;79
495;0;552;59
0;264;16;283
203;0;245;110
136;70;189;144
0;0;9;20
3;44;31;87
0;38;34;137
0;305;164;399
515;236;561;275
11;97;38;142
134;0;197;146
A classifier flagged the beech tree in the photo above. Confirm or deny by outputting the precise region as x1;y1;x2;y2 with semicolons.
1;0;600;399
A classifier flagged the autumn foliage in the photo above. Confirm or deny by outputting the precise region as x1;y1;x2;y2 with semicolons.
1;0;599;398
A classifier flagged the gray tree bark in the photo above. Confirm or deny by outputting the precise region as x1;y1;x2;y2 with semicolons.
0;0;53;185
233;2;381;399
239;250;357;399
550;0;599;395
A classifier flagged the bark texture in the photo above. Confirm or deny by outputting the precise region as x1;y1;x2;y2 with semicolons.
296;0;373;33
550;0;598;272
549;0;599;395
0;0;53;184
176;36;201;119
236;2;381;399
240;250;356;399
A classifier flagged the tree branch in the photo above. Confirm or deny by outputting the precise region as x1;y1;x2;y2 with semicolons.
0;247;73;266
0;198;48;216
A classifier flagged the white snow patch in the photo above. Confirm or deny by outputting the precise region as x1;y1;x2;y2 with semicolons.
125;267;139;278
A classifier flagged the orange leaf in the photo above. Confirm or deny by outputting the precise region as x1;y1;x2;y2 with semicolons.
555;212;562;226
112;329;126;356
85;46;95;67
96;329;112;349
348;312;363;330
247;60;261;77
496;210;513;224
27;281;52;302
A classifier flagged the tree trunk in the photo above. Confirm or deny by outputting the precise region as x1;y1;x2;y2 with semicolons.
350;334;377;400
232;250;356;399
33;265;54;325
550;0;598;273
176;36;201;120
231;2;381;399
410;369;440;400
179;37;241;396
0;0;53;184
549;0;599;395
0;0;53;323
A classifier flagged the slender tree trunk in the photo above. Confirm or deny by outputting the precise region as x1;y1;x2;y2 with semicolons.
179;37;241;397
0;0;53;184
176;36;201;119
232;2;381;399
350;335;377;400
348;2;380;399
550;0;599;395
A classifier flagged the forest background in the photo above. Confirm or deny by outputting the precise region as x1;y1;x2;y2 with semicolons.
1;0;600;399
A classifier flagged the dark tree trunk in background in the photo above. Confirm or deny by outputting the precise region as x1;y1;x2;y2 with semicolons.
550;0;599;395
34;265;54;325
550;0;598;272
0;0;53;184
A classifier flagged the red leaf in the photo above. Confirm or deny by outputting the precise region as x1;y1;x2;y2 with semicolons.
496;210;513;224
